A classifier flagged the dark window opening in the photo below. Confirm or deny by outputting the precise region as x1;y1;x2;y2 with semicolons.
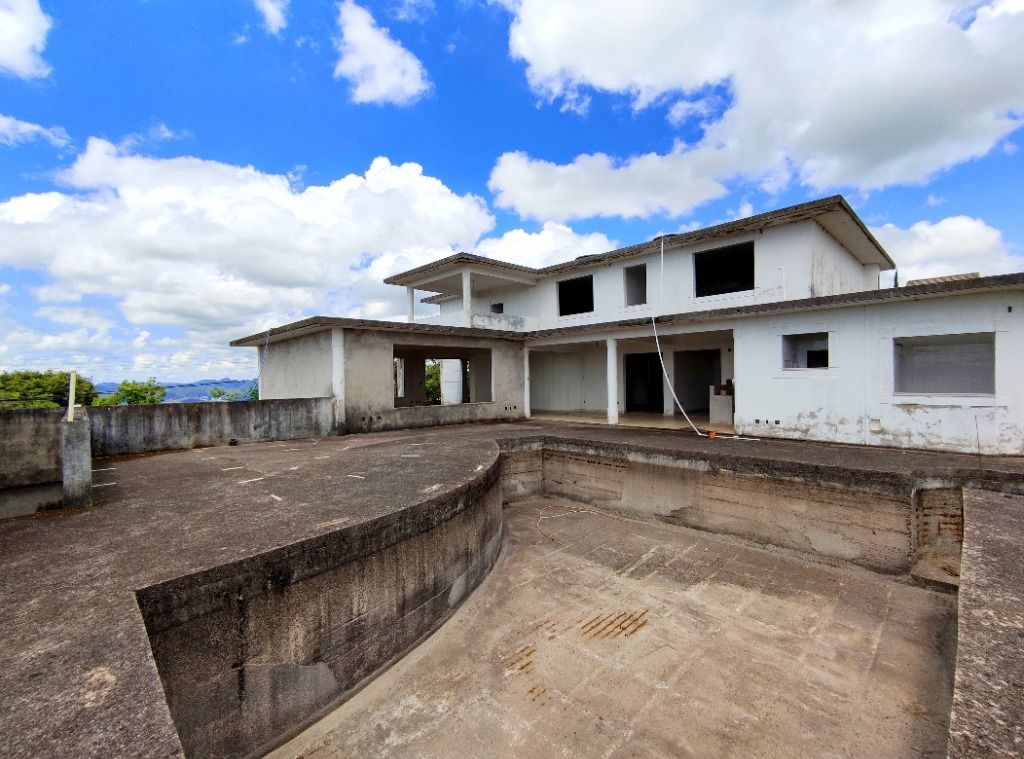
894;333;995;394
783;332;829;369
694;241;755;298
558;275;594;316
490;303;504;314
624;264;647;306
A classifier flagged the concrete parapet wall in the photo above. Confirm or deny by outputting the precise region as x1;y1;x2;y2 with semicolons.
138;456;503;759
0;408;64;489
500;436;929;574
90;398;337;457
347;400;520;434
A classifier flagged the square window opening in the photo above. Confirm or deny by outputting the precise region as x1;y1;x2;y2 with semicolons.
624;264;647;306
782;332;829;369
393;345;493;407
694;241;754;298
558;274;594;316
894;333;995;394
490;303;504;314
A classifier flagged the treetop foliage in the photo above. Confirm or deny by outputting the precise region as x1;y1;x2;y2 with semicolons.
0;371;98;410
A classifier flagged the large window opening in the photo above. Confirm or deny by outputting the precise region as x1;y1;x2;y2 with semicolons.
894;333;995;394
694;241;754;298
782;332;829;369
393;345;493;407
624;264;647;306
558;275;594;316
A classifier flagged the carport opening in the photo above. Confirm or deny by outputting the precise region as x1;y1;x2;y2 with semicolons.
393;345;493;407
694;241;754;298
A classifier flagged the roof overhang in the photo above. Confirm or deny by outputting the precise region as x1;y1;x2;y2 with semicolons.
383;253;540;295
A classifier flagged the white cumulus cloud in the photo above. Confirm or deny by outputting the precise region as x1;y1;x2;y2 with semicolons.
0;0;52;79
0;139;609;378
489;147;727;222
334;0;431;105
873;215;1024;285
252;0;289;35
490;0;1024;221
0;113;69;148
475;221;617;268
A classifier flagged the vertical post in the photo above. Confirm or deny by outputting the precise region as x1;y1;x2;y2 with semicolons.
406;287;415;323
606;337;618;425
523;346;531;418
462;270;472;324
67;371;77;422
662;351;675;416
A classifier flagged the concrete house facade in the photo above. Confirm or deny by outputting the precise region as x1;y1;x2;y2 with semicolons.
233;196;1024;455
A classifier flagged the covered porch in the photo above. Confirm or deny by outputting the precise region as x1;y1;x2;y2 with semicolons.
525;329;736;433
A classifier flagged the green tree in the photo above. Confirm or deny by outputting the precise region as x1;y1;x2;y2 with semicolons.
0;370;98;410
424;360;442;404
209;386;254;401
94;377;166;406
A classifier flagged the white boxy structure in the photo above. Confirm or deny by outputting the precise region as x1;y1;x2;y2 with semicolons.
233;196;1024;454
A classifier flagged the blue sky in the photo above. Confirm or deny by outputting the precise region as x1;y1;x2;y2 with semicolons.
1;0;1022;382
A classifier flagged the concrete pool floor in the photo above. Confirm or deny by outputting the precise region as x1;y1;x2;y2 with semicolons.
273;498;956;759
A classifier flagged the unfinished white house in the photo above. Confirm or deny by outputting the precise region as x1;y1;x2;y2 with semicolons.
232;196;1024;455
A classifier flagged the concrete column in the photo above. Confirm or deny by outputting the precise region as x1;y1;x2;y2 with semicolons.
462;270;472;324
61;408;91;509
331;328;345;433
523;346;531;418
606;337;619;425
406;287;415;323
662;349;675;416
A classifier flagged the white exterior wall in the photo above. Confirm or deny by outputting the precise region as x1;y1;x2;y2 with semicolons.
259;330;334;399
529;344;607;412
734;291;1024;454
429;221;878;331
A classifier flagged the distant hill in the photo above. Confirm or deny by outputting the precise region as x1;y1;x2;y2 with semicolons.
95;378;256;403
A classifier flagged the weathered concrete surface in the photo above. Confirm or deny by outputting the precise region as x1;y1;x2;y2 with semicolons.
89;397;336;457
536;443;913;573
61;411;92;509
274;499;957;759
947;490;1024;758
0;407;63;489
0;431;499;758
2;420;1022;758
143;468;502;759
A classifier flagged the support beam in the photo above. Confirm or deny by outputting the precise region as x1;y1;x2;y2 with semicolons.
606;337;618;425
523;346;531;418
406;287;415;323
462;270;472;324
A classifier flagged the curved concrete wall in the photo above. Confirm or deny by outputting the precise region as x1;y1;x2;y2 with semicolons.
137;458;503;759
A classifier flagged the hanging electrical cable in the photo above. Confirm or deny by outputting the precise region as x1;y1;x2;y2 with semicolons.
652;236;706;437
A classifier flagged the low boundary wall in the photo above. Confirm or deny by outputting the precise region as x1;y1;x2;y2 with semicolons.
90;398;337;457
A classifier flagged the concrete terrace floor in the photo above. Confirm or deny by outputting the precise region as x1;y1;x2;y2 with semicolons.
2;420;1023;758
274;498;956;759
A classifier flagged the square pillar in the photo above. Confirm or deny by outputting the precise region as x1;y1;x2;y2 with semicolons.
462;270;472;323
523;346;531;418
406;287;415;323
606;337;619;425
662;349;675;416
61;408;92;509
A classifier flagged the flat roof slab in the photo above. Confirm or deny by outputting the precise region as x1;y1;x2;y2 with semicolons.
273;499;956;758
